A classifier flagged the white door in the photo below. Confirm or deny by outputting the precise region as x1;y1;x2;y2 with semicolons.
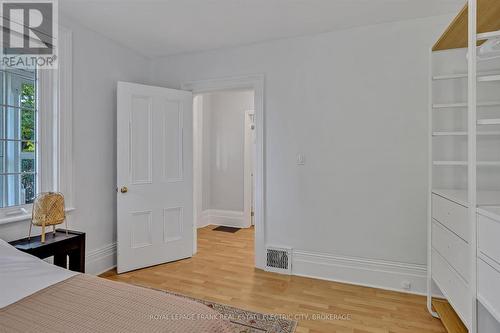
117;82;193;273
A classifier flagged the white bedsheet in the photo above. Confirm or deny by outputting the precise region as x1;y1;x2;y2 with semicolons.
0;238;78;308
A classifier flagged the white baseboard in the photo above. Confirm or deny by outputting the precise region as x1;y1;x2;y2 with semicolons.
197;210;211;228
199;209;249;228
86;242;116;275
292;250;428;295
84;243;429;296
84;242;430;297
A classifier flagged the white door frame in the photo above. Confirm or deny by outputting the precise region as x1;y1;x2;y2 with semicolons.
183;74;266;269
244;109;255;228
192;95;204;231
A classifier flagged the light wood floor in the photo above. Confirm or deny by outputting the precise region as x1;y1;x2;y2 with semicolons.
101;225;446;333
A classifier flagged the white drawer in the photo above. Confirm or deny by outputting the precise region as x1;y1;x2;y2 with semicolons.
478;258;500;323
478;214;500;266
432;194;469;242
432;220;470;282
432;249;470;328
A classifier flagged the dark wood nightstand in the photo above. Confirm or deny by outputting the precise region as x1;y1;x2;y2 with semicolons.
9;229;86;273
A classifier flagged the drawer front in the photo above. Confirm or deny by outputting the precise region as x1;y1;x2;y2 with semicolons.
478;214;500;266
478;258;500;322
432;220;470;282
432;194;469;242
432;249;470;328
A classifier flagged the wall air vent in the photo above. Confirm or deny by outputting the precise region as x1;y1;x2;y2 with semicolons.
265;246;292;275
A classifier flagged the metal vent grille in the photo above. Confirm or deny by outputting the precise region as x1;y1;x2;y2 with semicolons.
265;247;292;274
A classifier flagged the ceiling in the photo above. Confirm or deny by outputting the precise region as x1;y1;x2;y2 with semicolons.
60;0;465;58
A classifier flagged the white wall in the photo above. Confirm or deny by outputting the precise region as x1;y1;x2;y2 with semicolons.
151;15;453;292
0;14;153;275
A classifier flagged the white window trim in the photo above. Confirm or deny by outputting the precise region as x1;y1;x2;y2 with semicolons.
0;27;74;225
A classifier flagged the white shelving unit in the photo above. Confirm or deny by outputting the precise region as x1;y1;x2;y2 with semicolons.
428;1;500;332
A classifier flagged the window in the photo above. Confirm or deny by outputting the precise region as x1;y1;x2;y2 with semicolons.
0;68;37;208
0;27;73;224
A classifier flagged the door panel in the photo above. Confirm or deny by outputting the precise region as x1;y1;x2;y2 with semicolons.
130;96;152;184
131;210;153;248
162;102;183;182
163;207;183;243
117;82;193;273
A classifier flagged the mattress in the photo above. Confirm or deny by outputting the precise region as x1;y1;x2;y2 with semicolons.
0;238;78;308
0;239;233;332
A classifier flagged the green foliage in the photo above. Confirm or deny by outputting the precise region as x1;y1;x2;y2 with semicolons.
20;82;36;202
20;83;35;152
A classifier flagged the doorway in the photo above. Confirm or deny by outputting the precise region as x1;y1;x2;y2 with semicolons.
193;90;255;241
185;75;265;269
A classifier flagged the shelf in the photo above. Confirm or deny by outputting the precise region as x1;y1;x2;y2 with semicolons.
477;131;500;135
477;102;500;107
432;189;500;207
478;74;500;82
477;30;500;41
433;131;500;136
433;71;500;81
478;253;500;279
433;101;500;109
433;161;500;166
433;103;467;109
433;73;468;80
477;205;500;221
478;119;500;125
433;131;467;136
433;161;467;166
478;161;500;166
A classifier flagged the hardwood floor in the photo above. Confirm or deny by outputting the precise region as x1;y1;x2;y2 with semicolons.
101;225;446;333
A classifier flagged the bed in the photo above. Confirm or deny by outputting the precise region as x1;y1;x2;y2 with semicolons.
0;239;233;333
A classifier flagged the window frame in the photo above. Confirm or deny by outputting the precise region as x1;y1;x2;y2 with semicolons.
0;68;38;208
0;27;73;225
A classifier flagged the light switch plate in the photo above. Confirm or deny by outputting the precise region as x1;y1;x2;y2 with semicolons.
296;154;305;165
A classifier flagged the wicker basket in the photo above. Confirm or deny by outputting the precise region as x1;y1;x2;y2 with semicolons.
29;192;67;243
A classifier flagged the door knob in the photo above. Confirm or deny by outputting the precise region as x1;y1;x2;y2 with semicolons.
120;186;128;193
